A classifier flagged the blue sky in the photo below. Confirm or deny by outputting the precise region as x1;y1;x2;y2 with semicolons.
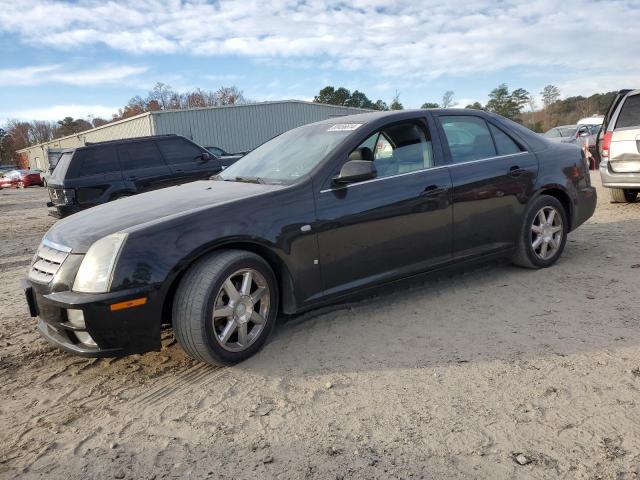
1;0;639;124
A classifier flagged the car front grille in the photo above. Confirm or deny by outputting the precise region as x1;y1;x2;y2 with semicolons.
28;243;70;284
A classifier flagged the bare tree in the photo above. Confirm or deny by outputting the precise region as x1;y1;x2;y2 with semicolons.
390;91;403;110
28;121;56;144
92;118;109;128
213;86;247;106
149;82;175;110
541;85;561;109
441;90;455;108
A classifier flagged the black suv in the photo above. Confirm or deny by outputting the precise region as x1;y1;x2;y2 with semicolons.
46;135;236;217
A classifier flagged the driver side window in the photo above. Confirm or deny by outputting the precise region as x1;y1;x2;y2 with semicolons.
348;122;434;179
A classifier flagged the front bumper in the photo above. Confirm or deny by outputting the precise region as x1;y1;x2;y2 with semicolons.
600;162;640;189
24;280;163;357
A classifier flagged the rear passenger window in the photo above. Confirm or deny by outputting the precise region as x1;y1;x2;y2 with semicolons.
157;138;203;165
616;94;640;129
489;124;522;155
77;146;119;176
440;116;497;163
118;142;165;170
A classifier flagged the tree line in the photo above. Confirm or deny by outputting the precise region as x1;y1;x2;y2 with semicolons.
0;83;249;164
313;84;617;133
0;81;619;165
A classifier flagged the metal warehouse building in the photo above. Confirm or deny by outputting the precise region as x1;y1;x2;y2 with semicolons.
17;101;369;170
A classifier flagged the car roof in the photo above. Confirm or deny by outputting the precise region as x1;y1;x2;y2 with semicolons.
75;134;183;151
312;108;481;126
309;107;548;152
577;115;604;125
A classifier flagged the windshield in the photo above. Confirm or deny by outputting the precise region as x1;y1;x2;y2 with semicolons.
543;128;560;138
558;127;577;137
49;152;74;184
218;123;359;184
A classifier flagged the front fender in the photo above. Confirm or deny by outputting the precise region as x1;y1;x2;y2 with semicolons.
110;185;321;311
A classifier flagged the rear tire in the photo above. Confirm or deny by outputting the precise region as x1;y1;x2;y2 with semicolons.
172;250;278;365
609;188;638;203
512;195;568;269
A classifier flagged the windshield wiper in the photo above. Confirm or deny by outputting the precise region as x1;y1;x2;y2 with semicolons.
231;176;265;184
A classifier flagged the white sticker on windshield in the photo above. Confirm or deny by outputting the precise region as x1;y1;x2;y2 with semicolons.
327;123;362;132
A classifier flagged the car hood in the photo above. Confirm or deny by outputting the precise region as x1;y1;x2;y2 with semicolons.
45;180;284;253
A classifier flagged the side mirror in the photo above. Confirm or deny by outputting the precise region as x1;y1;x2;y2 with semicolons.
200;152;214;162
333;160;377;185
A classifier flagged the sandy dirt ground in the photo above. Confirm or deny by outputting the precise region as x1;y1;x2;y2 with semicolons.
1;173;639;480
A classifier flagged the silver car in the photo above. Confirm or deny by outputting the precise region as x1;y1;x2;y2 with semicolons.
599;89;640;203
542;125;577;143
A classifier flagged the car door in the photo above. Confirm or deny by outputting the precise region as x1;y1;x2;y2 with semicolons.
157;137;221;181
117;141;174;193
435;114;538;258
314;117;453;297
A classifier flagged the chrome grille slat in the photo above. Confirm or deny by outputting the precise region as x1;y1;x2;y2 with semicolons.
29;269;55;284
37;246;68;264
33;259;60;275
28;242;70;284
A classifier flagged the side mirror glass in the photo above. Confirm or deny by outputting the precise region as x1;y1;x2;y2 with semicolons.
200;152;214;161
333;160;377;185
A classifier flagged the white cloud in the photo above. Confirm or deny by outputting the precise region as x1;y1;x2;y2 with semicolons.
0;64;148;87
2;104;119;122
0;0;639;97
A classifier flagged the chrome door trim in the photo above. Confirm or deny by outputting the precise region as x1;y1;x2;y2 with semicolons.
320;151;529;194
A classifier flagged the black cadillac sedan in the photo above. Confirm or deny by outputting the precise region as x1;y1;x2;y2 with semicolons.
24;109;596;365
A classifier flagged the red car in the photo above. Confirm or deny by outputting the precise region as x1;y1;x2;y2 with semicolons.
0;170;44;189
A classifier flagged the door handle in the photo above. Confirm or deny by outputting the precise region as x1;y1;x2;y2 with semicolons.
174;169;184;173
421;185;447;197
509;166;526;177
126;176;138;181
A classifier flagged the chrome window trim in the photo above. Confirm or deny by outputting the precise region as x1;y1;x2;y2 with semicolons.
319;151;529;193
320;165;448;193
447;151;529;168
42;237;72;253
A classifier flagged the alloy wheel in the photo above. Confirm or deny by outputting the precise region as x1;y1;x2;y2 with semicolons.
530;206;563;260
211;268;270;352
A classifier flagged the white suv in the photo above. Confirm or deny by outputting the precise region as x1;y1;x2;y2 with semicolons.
599;89;640;203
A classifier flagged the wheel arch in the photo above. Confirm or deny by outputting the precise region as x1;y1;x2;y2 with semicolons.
160;239;297;328
531;184;574;230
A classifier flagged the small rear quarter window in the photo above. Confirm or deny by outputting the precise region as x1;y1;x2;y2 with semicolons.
489;124;523;155
616;94;640;129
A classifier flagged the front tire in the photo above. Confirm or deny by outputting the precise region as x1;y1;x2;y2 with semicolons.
512;195;568;269
172;250;278;365
609;188;638;203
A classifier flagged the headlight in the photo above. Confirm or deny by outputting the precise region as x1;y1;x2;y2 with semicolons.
73;233;127;293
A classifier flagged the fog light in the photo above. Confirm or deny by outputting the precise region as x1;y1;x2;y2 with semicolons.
66;309;85;328
66;309;97;347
